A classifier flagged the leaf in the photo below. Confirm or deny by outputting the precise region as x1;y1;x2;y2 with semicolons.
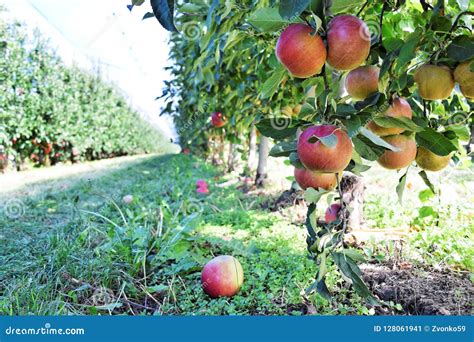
179;3;203;13
307;132;338;148
300;103;316;116
359;127;400;152
343;115;362;138
373;116;423;132
259;67;286;99
419;188;434;202
352;136;384;161
279;0;311;20
415;128;457;156
341;249;365;262
396;169;408;203
304;187;328;203
354;92;383;111
247;7;294;32
142;12;155;20
396;29;422;70
447;35;474;62
150;0;177;32
256;119;297;139
305;203;317;239
331;0;361;13
418;170;436;194
269;141;297;157
132;0;145;5
289;152;304;168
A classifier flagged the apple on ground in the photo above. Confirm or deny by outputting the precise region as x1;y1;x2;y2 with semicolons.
201;255;244;298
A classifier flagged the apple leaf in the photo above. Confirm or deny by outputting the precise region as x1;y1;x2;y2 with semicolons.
304;187;328;204
248;7;298;32
279;0;311;20
447;35;474;62
396;169;408;203
289;152;305;168
307;133;338;148
418;171;436;194
373;116;423;132
415;128;457;156
256;118;297;140
345;160;371;175
359;127;400;152
269;141;297;157
352;136;384;161
299;103;316;116
259;66;286;99
150;0;178;32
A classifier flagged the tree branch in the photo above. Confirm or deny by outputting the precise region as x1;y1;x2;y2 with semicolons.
450;11;474;33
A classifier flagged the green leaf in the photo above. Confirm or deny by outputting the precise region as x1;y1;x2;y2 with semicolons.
269;141;297;157
248;7;293;32
304;187;329;203
259;67;286;99
447;35;474;62
352;136;384;161
359;127;400;152
289;152;304;168
373;116;423;132
415;128;457;156
418;170;436;194
279;0;311;20
341;249;365;262
256;119;297;139
307;132;338;148
142;12;155;20
179;3;203;13
300;103;316;116
132;0;145;5
343;115;362;138
396;29;422;70
150;0;177;32
419;188;434;202
396;169;408;203
331;0;361;13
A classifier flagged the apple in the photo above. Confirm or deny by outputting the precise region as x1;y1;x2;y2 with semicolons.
416;147;451;172
201;255;244;298
367;97;413;136
122;195;134;204
293;104;302;115
182;148;190;155
345;65;380;100
294;168;338;190
211;112;225;127
325;203;342;223
453;60;474;100
297;125;353;173
377;135;417;170
414;64;454;100
276;24;327;78
327;15;371;71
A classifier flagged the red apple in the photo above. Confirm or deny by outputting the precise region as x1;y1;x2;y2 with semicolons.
325;203;342;223
327;15;371;71
211;112;225;128
276;24;327;78
201;255;244;298
297;125;353;173
367;97;412;136
377;135;417;170
294;168;338;190
182;148;190;155
345;65;380;100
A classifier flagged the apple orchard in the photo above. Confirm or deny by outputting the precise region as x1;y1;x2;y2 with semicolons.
144;0;472;301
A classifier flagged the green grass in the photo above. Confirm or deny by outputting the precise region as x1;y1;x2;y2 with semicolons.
0;154;472;315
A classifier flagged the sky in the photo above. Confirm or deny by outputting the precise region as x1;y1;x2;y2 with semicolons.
1;0;176;139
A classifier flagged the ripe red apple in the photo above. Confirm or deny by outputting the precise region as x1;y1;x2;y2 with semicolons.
276;24;327;78
182;148;190;155
377;135;417;170
201;255;244;298
367;97;413;136
345;65;380;100
325;203;342;223
414;64;454;100
327;15;371;71
211;112;225;128
294;168;338;190
297;125;353;173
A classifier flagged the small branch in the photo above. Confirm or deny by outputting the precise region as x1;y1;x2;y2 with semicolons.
450;11;474;33
357;0;369;17
379;3;386;46
419;0;433;12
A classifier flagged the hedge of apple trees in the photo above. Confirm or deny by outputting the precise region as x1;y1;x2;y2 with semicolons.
141;0;473;301
0;14;166;169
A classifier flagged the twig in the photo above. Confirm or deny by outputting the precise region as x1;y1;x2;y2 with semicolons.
357;0;370;17
450;11;474;33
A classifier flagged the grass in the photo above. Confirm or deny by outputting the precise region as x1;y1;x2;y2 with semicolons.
0;153;472;315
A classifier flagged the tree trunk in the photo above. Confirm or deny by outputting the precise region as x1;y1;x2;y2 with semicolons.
227;141;235;172
248;123;257;171
340;174;366;231
255;136;269;187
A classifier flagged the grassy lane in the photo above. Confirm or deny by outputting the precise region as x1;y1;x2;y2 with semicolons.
0;154;472;315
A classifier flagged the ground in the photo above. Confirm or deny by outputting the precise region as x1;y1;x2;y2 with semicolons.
0;152;472;315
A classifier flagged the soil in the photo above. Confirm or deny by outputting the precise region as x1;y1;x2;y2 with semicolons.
362;263;473;315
